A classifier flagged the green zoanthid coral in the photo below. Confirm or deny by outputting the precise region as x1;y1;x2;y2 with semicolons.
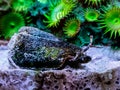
37;0;48;4
11;0;34;12
84;8;99;22
63;18;80;38
99;6;120;38
44;0;77;27
0;0;120;48
0;13;25;39
84;0;104;6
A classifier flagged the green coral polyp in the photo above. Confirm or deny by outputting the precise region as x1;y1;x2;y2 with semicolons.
0;13;25;39
99;7;120;38
63;18;80;37
11;0;34;12
85;8;99;22
84;0;104;6
44;0;76;27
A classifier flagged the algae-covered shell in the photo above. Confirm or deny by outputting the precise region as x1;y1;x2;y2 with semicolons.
9;27;81;68
8;26;89;69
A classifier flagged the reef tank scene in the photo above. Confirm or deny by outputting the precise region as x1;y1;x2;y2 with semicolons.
0;0;120;90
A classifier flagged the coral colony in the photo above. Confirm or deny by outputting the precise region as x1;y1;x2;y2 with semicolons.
63;18;80;37
84;0;104;6
99;7;120;38
0;13;25;39
84;8;99;22
44;0;76;27
0;0;120;48
11;0;34;12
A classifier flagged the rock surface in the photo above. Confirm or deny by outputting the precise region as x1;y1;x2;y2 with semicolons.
1;46;120;90
0;26;120;90
0;46;37;90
